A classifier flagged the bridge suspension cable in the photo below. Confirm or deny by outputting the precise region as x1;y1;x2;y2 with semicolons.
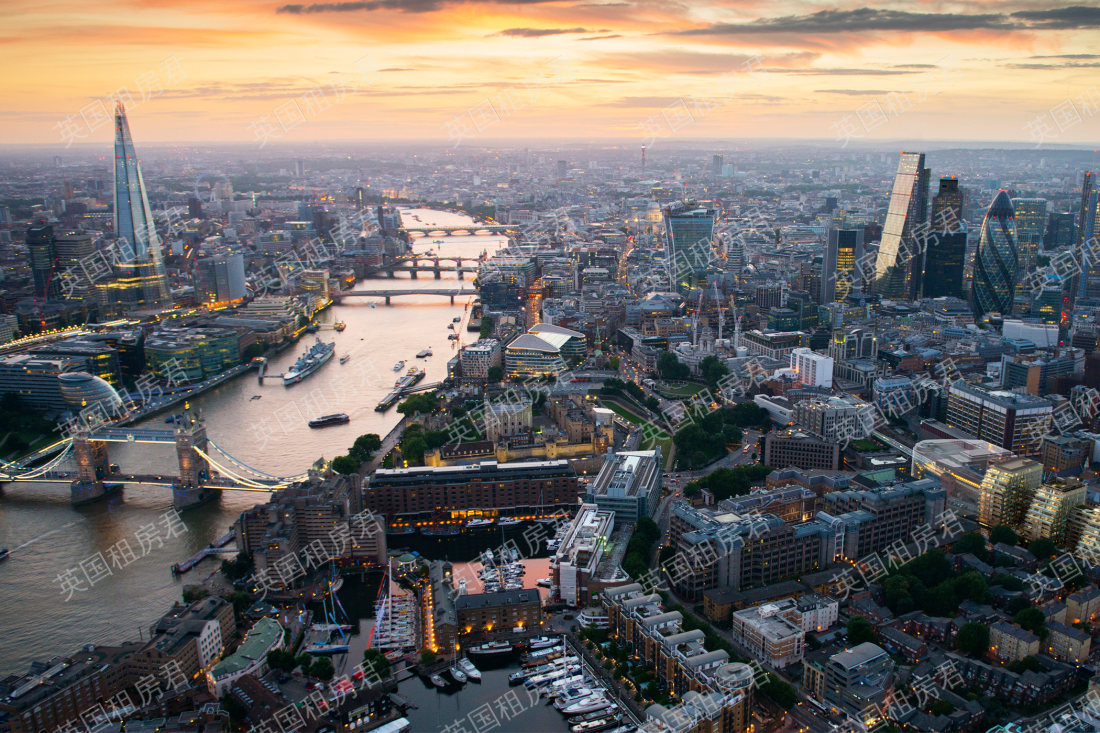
191;446;286;489
206;440;310;483
0;443;75;480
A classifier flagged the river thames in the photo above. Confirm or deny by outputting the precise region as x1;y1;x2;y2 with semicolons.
0;209;505;671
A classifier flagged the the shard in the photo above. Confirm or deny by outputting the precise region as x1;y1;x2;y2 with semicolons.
106;103;168;314
970;190;1019;320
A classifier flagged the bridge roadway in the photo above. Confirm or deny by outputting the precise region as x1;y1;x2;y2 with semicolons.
401;224;510;234
333;287;475;304
10;471;278;492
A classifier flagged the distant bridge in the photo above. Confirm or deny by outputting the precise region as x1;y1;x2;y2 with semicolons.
402;224;511;236
370;254;481;280
333;287;475;305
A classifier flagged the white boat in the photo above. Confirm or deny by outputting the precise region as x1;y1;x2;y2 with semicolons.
555;688;596;708
537;578;553;588
311;623;354;633
528;635;558;649
509;670;526;684
430;673;448;688
468;640;514;657
572;718;619;733
498;517;522;526
458;657;481;681
449;665;467;684
467;518;495;529
561;696;612;716
393;360;406;371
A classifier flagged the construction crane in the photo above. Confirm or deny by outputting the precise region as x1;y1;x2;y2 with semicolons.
691;289;704;348
713;281;725;344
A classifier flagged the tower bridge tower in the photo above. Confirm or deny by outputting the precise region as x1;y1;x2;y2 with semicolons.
172;404;217;509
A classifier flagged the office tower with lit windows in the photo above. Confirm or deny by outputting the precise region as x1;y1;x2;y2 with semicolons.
977;457;1043;528
1046;211;1077;250
873;152;930;298
27;223;95;300
1073;172;1098;303
821;227;863;303
101;104;169;316
195;254;246;306
947;381;1052;456
931;176;963;230
1012;198;1048;281
27;222;55;299
1031;278;1064;325
970;191;1019;320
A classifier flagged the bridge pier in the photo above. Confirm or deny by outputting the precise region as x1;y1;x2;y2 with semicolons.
410;270;418;279
385;296;391;305
172;408;219;509
434;269;442;280
458;270;465;280
71;434;112;505
450;294;455;305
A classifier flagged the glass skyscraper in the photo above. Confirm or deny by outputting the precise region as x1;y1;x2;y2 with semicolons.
873;152;930;299
1011;197;1048;282
821;227;863;303
1046;212;1076;250
971;191;1019;320
662;202;716;293
1072;172;1098;304
102;104;169;316
931;176;963;230
921;231;967;299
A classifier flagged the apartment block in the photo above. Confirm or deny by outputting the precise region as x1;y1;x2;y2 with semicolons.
989;621;1040;662
729;601;806;667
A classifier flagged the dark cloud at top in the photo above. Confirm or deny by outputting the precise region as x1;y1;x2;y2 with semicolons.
1010;6;1100;29
670;6;1100;37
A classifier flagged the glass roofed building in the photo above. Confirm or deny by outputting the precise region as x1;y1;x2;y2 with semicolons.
971;190;1019;320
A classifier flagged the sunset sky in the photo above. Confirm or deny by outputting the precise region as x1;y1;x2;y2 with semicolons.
4;0;1100;146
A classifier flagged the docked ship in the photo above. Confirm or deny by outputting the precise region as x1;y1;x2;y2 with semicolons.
309;413;350;428
283;339;335;386
375;367;426;411
393;360;406;371
468;640;515;657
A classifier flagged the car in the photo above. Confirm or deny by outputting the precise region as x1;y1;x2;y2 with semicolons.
277;674;290;683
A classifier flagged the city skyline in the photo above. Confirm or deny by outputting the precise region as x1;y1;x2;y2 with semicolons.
4;1;1100;146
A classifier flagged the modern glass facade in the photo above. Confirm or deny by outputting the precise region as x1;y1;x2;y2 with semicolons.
1073;172;1097;303
663;203;716;293
921;230;967;299
971;191;1019;319
107;104;169;315
58;372;124;413
873;152;929;298
144;327;240;384
821;228;863;303
1012;197;1048;281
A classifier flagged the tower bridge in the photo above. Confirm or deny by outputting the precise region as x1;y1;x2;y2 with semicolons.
0;407;309;509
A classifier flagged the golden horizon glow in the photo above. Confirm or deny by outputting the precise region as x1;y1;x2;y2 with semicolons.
4;0;1100;146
